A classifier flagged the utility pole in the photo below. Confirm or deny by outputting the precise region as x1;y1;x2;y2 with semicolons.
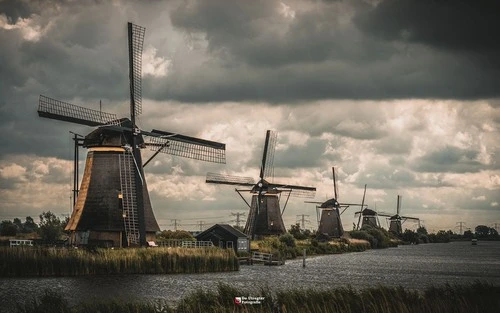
197;221;205;231
230;212;246;228
456;221;466;235
170;219;181;231
296;214;310;229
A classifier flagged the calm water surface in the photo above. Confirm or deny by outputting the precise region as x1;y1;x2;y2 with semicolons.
1;241;499;310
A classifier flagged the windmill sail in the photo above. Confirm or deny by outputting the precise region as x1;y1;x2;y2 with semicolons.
147;130;226;164
128;22;145;118
38;95;118;126
206;173;255;186
261;130;277;180
273;183;316;198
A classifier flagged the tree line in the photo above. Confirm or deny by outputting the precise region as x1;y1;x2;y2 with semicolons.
0;211;68;243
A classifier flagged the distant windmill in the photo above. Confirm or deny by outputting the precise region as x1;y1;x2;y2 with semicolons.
306;167;366;239
206;130;316;239
354;186;386;230
37;22;226;247
383;195;420;235
354;207;380;230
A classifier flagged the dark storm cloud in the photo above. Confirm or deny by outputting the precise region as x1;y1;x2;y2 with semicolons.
0;2;133;159
0;0;34;23
158;0;500;102
412;145;483;173
354;0;500;55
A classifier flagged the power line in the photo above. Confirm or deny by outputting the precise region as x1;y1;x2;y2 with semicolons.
456;221;466;234
296;214;310;229
170;219;181;231
230;212;246;227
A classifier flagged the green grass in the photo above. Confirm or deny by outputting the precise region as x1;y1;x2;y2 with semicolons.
0;247;239;277
254;236;371;260
13;282;499;313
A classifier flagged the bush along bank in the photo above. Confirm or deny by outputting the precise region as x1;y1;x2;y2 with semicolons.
253;234;371;260
0;246;239;277
348;225;399;249
14;282;500;313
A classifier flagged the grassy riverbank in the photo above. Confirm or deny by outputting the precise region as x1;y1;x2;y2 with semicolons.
14;282;499;313
251;235;371;260
0;247;239;277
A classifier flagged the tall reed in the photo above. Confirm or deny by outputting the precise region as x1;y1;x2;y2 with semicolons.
13;282;499;313
0;247;238;277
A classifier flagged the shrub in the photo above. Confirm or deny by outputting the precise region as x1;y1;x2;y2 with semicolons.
279;233;296;248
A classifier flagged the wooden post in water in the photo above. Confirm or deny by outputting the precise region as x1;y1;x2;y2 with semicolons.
302;249;306;268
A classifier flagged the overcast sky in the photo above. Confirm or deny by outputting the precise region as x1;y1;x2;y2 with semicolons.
1;0;499;233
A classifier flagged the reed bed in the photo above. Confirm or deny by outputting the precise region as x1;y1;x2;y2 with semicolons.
0;247;239;277
13;282;499;313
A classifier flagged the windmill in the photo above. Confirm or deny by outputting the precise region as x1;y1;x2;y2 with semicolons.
206;130;316;239
354;207;381;230
353;186;386;230
384;195;420;235
306;167;367;239
37;22;226;247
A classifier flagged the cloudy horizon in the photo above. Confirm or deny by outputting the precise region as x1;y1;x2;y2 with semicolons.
1;0;499;234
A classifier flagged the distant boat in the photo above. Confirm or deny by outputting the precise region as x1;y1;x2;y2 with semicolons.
471;239;478;245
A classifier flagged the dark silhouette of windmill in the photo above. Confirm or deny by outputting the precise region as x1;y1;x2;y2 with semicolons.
353;186;387;230
306;167;366;239
383;195;420;235
206;130;316;239
37;22;226;247
355;208;381;229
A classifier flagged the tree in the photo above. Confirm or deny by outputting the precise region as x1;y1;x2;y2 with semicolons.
23;216;39;233
463;229;473;239
288;223;310;240
157;230;195;241
475;225;490;237
38;211;63;242
416;226;428;235
13;218;23;232
402;229;419;244
0;220;18;236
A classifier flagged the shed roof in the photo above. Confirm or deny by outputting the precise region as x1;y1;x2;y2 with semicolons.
196;224;249;239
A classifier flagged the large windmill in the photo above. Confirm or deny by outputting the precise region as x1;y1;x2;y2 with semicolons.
307;167;366;239
37;22;226;247
384;195;420;235
206;130;316;239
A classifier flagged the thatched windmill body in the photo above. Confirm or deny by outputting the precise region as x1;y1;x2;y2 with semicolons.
307;167;367;239
206;130;316;239
37;23;226;247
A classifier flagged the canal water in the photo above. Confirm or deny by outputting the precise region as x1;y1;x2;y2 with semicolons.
1;241;499;310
